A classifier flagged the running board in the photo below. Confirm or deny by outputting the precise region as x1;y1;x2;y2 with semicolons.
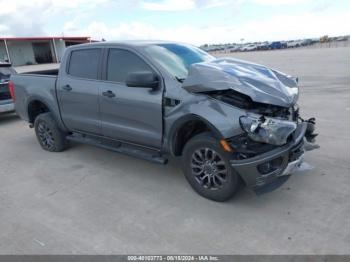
66;133;168;165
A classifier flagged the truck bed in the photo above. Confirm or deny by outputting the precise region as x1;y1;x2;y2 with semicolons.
15;63;59;75
11;73;59;122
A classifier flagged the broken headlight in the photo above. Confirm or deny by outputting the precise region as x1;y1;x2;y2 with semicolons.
239;115;297;146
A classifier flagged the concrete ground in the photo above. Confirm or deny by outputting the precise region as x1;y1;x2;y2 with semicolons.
0;47;349;255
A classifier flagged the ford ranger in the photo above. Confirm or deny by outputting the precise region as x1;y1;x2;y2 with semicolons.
10;41;318;201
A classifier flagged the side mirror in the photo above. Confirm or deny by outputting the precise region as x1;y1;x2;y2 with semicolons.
126;71;159;89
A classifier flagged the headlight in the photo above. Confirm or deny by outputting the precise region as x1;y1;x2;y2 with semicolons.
240;115;297;145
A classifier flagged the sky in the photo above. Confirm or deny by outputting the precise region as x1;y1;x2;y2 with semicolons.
0;0;349;45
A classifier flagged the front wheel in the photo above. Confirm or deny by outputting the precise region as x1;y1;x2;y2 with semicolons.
182;133;242;202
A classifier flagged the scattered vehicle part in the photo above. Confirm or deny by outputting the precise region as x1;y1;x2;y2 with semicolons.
11;41;319;201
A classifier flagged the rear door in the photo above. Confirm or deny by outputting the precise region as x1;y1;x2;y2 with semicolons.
99;48;163;148
57;48;102;134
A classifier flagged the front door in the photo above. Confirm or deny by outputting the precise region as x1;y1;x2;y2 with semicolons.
99;48;163;148
57;48;102;135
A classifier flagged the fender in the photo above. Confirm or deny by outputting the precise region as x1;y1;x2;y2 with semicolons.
167;114;223;156
26;95;67;132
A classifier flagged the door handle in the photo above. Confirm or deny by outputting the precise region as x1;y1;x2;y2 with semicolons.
102;90;116;98
62;85;72;91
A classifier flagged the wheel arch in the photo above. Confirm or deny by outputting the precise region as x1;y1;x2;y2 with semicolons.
27;99;52;124
168;114;223;157
26;97;66;132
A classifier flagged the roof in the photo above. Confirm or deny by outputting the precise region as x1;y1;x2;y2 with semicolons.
70;40;185;49
0;36;92;41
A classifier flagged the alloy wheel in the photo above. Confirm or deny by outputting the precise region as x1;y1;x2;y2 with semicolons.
191;148;228;190
37;122;55;150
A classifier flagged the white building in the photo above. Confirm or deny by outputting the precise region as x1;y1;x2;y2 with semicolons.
0;37;92;66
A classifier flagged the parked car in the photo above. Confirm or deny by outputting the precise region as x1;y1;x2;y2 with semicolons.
11;41;318;201
241;44;257;51
0;63;16;114
269;41;283;49
229;45;242;52
287;41;301;48
256;42;270;50
336;36;348;42
300;39;313;46
281;41;288;48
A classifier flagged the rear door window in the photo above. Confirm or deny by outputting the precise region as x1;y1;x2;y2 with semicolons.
68;49;101;80
107;49;152;83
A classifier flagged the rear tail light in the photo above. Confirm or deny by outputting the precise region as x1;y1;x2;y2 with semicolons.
8;80;15;101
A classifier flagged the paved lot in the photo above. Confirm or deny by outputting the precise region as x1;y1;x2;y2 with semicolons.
1;47;350;254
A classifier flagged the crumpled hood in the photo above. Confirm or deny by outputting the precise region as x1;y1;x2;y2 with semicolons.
182;57;299;108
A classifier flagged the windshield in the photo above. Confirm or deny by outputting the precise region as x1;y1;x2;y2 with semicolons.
144;43;214;80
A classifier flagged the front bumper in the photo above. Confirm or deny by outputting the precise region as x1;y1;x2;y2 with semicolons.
230;122;308;194
0;99;14;113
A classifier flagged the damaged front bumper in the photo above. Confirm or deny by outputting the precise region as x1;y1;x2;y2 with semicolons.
230;122;313;194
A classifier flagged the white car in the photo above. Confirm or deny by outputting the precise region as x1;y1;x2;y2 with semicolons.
241;44;257;51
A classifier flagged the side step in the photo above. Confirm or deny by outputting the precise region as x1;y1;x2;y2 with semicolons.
66;133;168;165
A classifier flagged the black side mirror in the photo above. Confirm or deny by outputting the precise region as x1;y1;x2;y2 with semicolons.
126;71;159;89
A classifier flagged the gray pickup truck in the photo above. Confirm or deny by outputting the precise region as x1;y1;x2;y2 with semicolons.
11;41;318;201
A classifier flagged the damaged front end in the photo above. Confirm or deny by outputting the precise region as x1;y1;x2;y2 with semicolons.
232;104;318;194
229;102;318;194
182;57;319;194
228;117;318;194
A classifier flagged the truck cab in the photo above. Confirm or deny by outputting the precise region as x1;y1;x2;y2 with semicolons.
56;44;165;149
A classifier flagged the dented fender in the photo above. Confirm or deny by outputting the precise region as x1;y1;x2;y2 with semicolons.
163;94;248;154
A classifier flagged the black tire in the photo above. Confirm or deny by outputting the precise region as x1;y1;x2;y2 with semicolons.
34;112;68;152
182;132;242;202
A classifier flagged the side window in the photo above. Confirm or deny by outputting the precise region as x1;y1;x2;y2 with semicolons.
68;49;101;79
107;49;152;83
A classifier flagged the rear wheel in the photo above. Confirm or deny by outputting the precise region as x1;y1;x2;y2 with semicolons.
34;113;68;152
182;132;241;202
